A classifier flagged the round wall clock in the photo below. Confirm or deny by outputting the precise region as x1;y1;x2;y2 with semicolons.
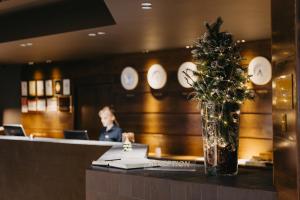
177;62;197;88
120;66;139;90
248;56;272;85
147;64;167;89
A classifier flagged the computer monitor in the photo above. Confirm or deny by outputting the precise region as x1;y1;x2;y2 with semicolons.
64;130;89;140
3;124;26;136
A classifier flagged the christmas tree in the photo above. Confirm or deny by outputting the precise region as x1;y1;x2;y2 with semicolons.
184;17;254;105
184;18;255;175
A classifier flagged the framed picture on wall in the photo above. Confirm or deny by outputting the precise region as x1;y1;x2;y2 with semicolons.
21;81;28;96
36;80;44;97
28;99;37;112
58;96;71;112
273;74;293;109
54;80;62;95
46;97;58;112
29;81;36;96
45;80;53;96
37;99;46;112
63;79;71;95
21;97;28;113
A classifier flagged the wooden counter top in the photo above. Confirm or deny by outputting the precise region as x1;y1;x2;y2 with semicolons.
0;135;118;146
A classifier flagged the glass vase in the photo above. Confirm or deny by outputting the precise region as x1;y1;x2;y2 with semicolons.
200;101;240;176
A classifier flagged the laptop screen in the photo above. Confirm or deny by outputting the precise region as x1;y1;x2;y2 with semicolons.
64;130;89;140
3;124;26;136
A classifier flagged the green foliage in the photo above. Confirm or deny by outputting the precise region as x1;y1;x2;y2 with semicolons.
184;17;254;105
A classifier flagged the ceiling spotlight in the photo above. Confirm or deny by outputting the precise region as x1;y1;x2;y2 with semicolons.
241;40;246;43
88;33;97;37
141;2;152;6
142;6;152;10
186;45;190;49
46;59;52;63
20;42;33;47
141;2;152;9
28;61;34;65
97;31;106;35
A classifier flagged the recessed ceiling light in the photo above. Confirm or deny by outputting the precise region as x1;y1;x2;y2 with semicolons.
97;31;106;35
88;33;97;37
46;59;52;63
142;6;152;10
28;61;34;65
141;2;152;10
186;45;190;49
20;42;33;47
141;2;152;6
241;40;246;43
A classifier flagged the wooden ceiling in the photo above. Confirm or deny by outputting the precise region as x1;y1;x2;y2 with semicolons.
0;0;271;64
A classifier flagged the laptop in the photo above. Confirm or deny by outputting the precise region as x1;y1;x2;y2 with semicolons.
64;130;89;140
3;124;27;136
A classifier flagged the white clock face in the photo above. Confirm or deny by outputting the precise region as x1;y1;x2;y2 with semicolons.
147;64;167;89
121;67;139;90
177;62;197;88
248;56;272;85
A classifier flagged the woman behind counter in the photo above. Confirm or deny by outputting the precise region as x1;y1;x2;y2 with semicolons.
98;106;122;142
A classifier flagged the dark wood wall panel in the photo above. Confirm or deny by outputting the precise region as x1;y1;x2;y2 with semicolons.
239;114;273;139
21;40;272;159
114;92;199;114
21;112;73;138
272;0;300;199
241;91;272;114
118;113;272;139
135;134;272;159
118;113;201;136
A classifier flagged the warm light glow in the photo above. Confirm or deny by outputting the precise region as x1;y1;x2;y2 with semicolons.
3;109;21;124
88;33;96;37
20;42;33;47
142;6;152;10
34;70;43;80
141;2;152;9
141;2;152;6
51;68;62;79
239;139;272;159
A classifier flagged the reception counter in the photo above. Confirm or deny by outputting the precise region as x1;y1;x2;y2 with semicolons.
0;136;276;200
0;136;117;200
86;166;277;200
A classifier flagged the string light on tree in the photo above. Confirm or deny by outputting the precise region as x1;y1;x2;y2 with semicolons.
183;17;255;176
